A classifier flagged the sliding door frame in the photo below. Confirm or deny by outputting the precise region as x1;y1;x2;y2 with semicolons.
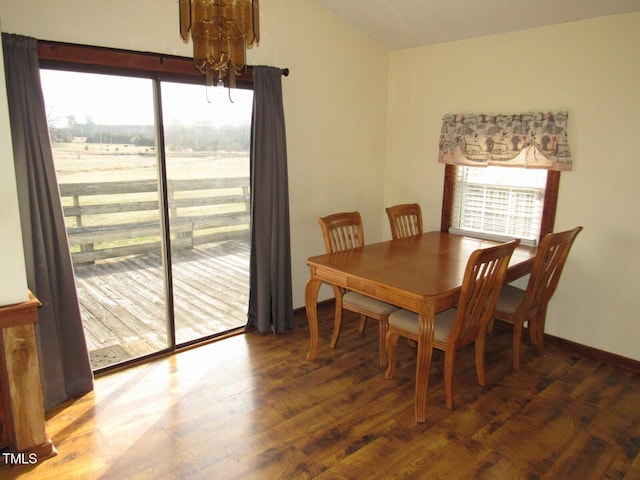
38;40;255;369
37;40;255;87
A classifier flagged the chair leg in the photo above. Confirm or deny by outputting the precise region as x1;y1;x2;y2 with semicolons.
475;334;487;386
535;309;547;355
513;318;524;372
358;315;367;335
378;317;389;368
329;286;343;348
385;330;400;379
444;349;456;410
528;318;538;345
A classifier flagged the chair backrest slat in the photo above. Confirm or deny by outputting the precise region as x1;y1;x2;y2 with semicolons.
319;211;364;254
386;203;423;240
522;226;583;316
451;239;520;348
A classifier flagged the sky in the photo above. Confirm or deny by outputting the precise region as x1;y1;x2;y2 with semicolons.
40;69;253;128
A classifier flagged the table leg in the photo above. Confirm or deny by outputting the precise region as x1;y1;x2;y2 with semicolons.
414;306;435;423
305;277;322;361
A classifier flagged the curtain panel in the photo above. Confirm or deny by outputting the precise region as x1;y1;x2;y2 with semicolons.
2;33;93;410
246;66;294;334
438;112;572;171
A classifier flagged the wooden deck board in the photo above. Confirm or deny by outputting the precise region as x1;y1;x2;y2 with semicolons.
74;239;250;368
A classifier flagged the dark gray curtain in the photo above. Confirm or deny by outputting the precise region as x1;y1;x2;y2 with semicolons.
2;33;93;410
246;66;294;334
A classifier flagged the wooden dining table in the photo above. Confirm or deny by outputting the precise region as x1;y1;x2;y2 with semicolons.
304;231;538;422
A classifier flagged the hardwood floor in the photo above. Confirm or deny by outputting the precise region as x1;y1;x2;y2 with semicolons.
3;304;639;479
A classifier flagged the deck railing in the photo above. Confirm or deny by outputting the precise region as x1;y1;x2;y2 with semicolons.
60;177;250;264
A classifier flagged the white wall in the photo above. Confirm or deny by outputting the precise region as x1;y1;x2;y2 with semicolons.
0;23;28;305
385;13;640;361
0;0;389;307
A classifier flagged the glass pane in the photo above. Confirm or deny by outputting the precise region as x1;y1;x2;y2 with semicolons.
452;166;546;245
161;83;252;345
41;70;170;369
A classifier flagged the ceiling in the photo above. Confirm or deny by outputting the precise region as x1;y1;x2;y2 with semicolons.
313;0;640;50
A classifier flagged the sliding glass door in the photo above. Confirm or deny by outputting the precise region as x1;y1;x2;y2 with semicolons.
160;82;252;345
41;69;252;370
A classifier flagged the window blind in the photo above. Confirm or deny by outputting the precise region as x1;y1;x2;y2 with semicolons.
450;166;547;246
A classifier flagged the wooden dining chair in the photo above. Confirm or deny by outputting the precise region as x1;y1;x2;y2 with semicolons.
492;226;583;372
385;203;424;349
386;239;520;411
318;211;398;367
386;203;423;240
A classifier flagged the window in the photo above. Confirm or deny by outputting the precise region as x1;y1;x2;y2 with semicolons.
450;166;547;246
441;164;560;246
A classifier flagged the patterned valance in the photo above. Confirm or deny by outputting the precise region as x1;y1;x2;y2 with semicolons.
438;112;572;171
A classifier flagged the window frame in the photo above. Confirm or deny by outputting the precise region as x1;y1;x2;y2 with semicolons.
36;40;255;88
441;164;560;244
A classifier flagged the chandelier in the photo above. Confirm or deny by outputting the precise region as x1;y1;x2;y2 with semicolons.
179;0;260;87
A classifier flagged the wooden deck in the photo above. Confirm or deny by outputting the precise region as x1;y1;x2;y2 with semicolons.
73;239;250;369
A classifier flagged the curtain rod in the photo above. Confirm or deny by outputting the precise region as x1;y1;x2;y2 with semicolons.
37;39;291;81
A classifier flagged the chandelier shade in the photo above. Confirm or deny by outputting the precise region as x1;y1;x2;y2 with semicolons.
179;0;260;87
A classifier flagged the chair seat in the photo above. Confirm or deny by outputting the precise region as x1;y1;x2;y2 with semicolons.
495;284;525;317
343;291;398;315
388;308;456;342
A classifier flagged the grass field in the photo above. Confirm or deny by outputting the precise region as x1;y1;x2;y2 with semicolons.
53;142;249;182
53;142;250;256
